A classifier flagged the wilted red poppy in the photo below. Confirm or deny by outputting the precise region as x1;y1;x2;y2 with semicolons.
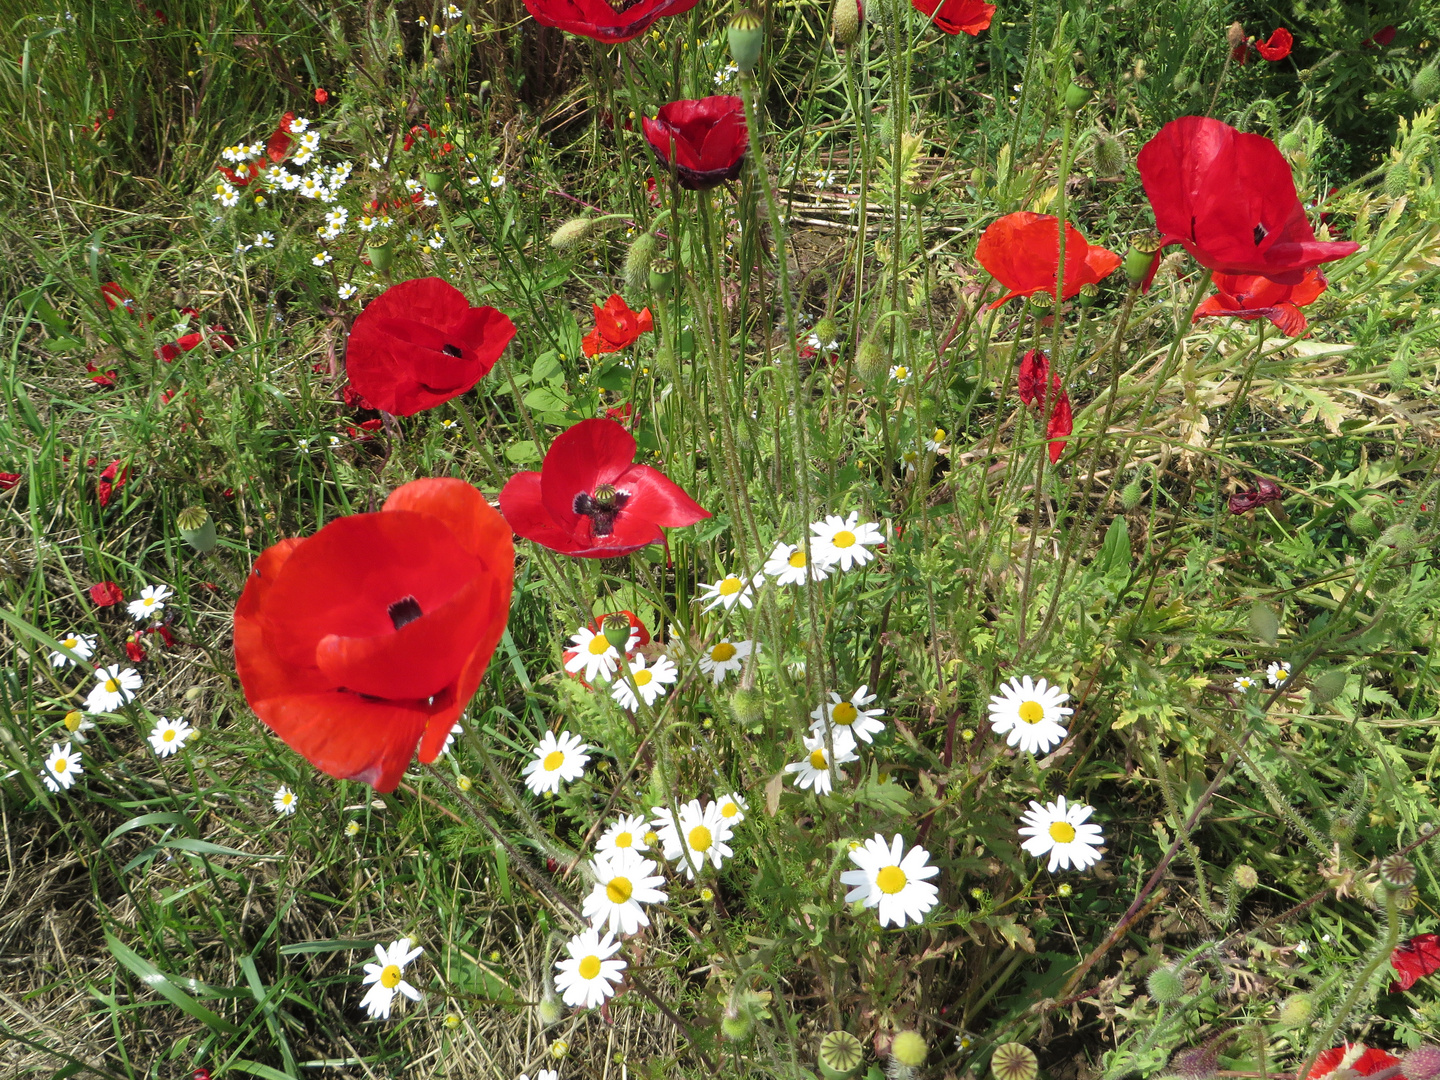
975;212;1120;309
96;459;130;508
91;581;124;607
126;633;148;663
1045;392;1072;463
85;361;118;387
582;295;654;357
1013;351;1070;463
1391;933;1440;992
1137;117;1360;286
345;277;516;416
1228;476;1282;514
1194;267;1326;336
234;478;514;792
499;418;709;558
1255;27;1293;60
521;0;699;42
910;0;994;35
1017;349;1061;408
1308;1046;1403;1080
643;97;748;191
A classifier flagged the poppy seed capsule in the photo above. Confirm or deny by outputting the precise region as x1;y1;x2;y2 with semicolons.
1064;76;1095;112
365;240;395;273
1381;853;1418;888
602;613;633;651
649;257;675;291
1122;234;1161;285
177;506;217;552
728;10;764;74
832;0;861;47
818;1030;865;1080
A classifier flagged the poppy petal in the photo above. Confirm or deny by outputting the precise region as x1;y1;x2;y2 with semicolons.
614;464;711;527
537;418;639;528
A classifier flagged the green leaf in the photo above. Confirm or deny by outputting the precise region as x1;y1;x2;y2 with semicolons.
104;932;238;1035
278;938;384;956
231;1060;298;1080
102;811;200;847
504;440;542;463
531;349;561;382
523;385;572;412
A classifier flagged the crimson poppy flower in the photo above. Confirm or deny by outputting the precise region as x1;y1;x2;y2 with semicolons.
521;0;700;42
91;581;124;607
344;277;516;417
1228;476;1282;514
234;477;515;793
1137;117;1360;286
0;472;19;491
643;97;748;191
975;212;1121;309
1255;27;1293;60
314;87;329;104
910;0;994;35
97;459;130;508
1363;26;1397;48
1017;349;1061;408
604;403;634;427
150;622;179;648
1391;933;1440;992
1013;351;1071;463
1308;1046;1403;1080
126;633;148;663
1045;392;1073;463
582;295;654;357
1194;267;1326;336
85;361;118;387
499;418;709;558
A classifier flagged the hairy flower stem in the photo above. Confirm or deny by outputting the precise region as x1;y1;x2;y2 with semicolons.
1300;886;1400;1077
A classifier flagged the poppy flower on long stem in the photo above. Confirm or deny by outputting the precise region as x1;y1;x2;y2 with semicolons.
642;97;748;191
1193;267;1326;336
975;212;1120;309
521;0;700;42
583;295;653;357
909;0;994;35
234;478;514;793
1136;117;1359;286
499;418;709;558
344;277;516;416
1255;27;1293;60
1307;1046;1403;1080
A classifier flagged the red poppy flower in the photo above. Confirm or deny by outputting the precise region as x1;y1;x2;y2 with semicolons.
101;282;135;313
499;418;709;558
1308;1046;1403;1080
1194;267;1326;336
314;87;329;104
910;0;994;36
1228;476;1282;514
345;277;516;416
1017;349;1061;408
126;633;148;663
150;622;179;648
975;212;1121;309
1137;117;1360;286
1013;351;1070;463
1391;933;1440;992
85;361;118;387
642;97;748;191
0;473;19;491
1363;26;1396;48
1045;392;1072;463
97;459;130;508
582;295;654;357
604;403;635;427
520;0;700;42
1254;27;1293;60
91;581;125;607
234;477;515;793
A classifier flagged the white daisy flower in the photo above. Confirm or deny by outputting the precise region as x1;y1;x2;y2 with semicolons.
889;363;912;385
715;791;747;825
1266;661;1291;687
762;540;831;586
441;721;463;754
244;142;265;159
1018;796;1105;872
254;231;276;248
252;195;267;209
582;848;668;936
807;330;839;351
311;251;333;267
439;418;459;434
698;639;755;685
297;438;313;452
467;175;483;186
326;207;349;229
86;665;143;713
596;813;652;856
422;191;439;207
652;799;733;878
60;710;94;743
338;283;359;300
358;214;378;232
359;938;424;1020
327;435;342;448
280;170;301;190
127;584;172;622
925;426;949;454
697;573;759;613
554;927;625;1009
809;685;886;744
428;232;446;250
43;742;81;792
49;631;96;668
297;130;321;152
218;188;240;208
405;177;424;193
987;676;1072;755
491;171;506;188
611;654;678;713
147;716;194;757
289;116;311;133
785;727;859;796
1233;675;1257;691
809;512;884;572
564;624;635;684
273;784;298;815
840;833;941;928
447;2;463;18
261;164;287;186
522;731;590;795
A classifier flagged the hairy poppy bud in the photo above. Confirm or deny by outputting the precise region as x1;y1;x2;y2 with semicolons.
1377;523;1421;551
1278;993;1313;1027
1226;21;1246;50
832;0;862;46
177;506;217;553
890;1031;927;1067
728;10;764;74
551;217;596;249
1092;130;1126;177
1123;232;1161;285
1384;161;1411;198
1347;508;1379;538
366;240;395;273
1247;600;1280;645
536;994;565;1025
1120;476;1145;511
856;334;889;385
624;231;660;290
813;316;840;348
819;1031;865;1080
1147;965;1185;1003
1277;130;1304;157
731;685;765;726
1388;355;1411;386
1412;63;1440;102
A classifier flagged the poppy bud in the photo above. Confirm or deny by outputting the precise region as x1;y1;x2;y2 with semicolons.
536;994;565;1026
1411;63;1440;103
1226;21;1246;51
1092;130;1126;177
365;240;395;273
889;1031;927;1067
649;257;676;291
1063;75;1095;112
1277;993;1313;1027
1347;508;1379;538
1122;232;1161;285
602;612;633;651
855;334;889;385
728;10;764;74
624;231;660;291
832;0;862;47
1376;523;1421;551
1120;476;1145;511
550;217;596;249
177;506;217;553
819;1030;865;1080
1247;601;1280;645
1388;355;1411;386
731;685;765;727
813;316;840;347
1146;965;1184;1004
1384;161;1411;198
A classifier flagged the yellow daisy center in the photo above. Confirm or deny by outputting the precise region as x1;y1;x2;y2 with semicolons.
587;636;611;656
710;643;737;663
281;792;293;805
380;964;402;989
933;428;947;442
809;748;828;769
606;876;633;904
634;669;653;686
721;802;739;818
894;366;908;380
1018;700;1045;724
688;825;713;852
718;577;742;596
163;729;176;742
143;597;156;607
643;830;659;846
876;865;908;894
832;702;859;726
63;637;78;648
832;531;856;548
1048;821;1077;844
63;711;82;731
543;750;565;771
788;550;806;568
53;757;68;773
613;831;633;849
104;678;120;693
578;955;601;980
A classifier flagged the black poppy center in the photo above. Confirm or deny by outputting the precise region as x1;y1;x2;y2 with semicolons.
1253;223;1268;246
388;595;423;630
573;484;631;537
442;344;463;358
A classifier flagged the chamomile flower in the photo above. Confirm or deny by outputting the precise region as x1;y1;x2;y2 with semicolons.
582;849;668;936
298;174;323;198
297;438;313;452
358;214;378;232
297;130;321;153
987;676;1072;755
439;418;459;434
428;232;446;249
785;728;859;796
715;791;747;825
491;171;506;188
359;938;424;1020
312;251;333;267
60;710;94;742
86;665;142;713
254;230;276;248
840;833;941;928
762;540;830;586
49;631;96;668
653;799;732;878
1233;675;1257;691
446;2;463;17
405;177;424;194
1266;661;1292;687
925;427;949;454
554;928;625;1009
289;115;310;133
216;185;240;208
326;207;349;230
338;283;359;300
810;685;886;744
522;731;590;795
43;742;81;792
889;364;912;385
565;625;631;683
698;639;756;684
422;191;439;207
273;784;298;815
809;512;884;572
1018;796;1105;872
279;170;301;191
147;716;194;757
697;572;759;612
597;813;652;856
611;654;678;712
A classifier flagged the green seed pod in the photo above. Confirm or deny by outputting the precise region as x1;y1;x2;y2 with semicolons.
1027;289;1054;315
423;170;446;192
624;231;659;291
728;10;764;74
1411;63;1440;102
1377;523;1421;551
1347;508;1378;538
1120;476;1146;511
731;686;765;726
1078;282;1099;307
1384;162;1411;199
1247;600;1280;645
550;217;595;250
1092;131;1126;177
1123;232;1162;285
1064;76;1096;112
602;613;633;652
1278;993;1314;1027
366;240;396;273
832;0;862;47
890;1031;927;1067
177;506;217;553
819;1030;865;1080
1380;853;1417;888
856;335;890;385
1232;864;1258;890
649;257;675;292
990;1043;1038;1080
1147;965;1185;1004
1388;355;1411;386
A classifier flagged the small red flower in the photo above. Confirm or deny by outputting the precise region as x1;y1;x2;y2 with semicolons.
85;361;118;387
402;123;435;152
582;295;654;357
1045;392;1073;463
1014;351;1070;463
234;478;515;793
1228;476;1282;514
1016;349;1060;408
126;633;148;663
975;212;1121;309
1391;933;1440;992
644;176;662;207
1363;26;1396;48
102;282;136;313
642;97;748;191
520;0;700;43
150;622;179;648
1308;1046;1404;1080
91;581;125;607
96;459;130;508
1136;117;1359;286
909;0;994;36
0;472;19;491
345;277;516;416
1194;267;1327;336
193;1070;213;1080
314;87;329;104
499;418;709;558
1255;27;1293;61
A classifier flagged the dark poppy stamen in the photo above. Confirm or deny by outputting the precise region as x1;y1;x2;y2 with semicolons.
1253;224;1267;245
572;484;631;536
388;595;423;629
442;344;463;358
